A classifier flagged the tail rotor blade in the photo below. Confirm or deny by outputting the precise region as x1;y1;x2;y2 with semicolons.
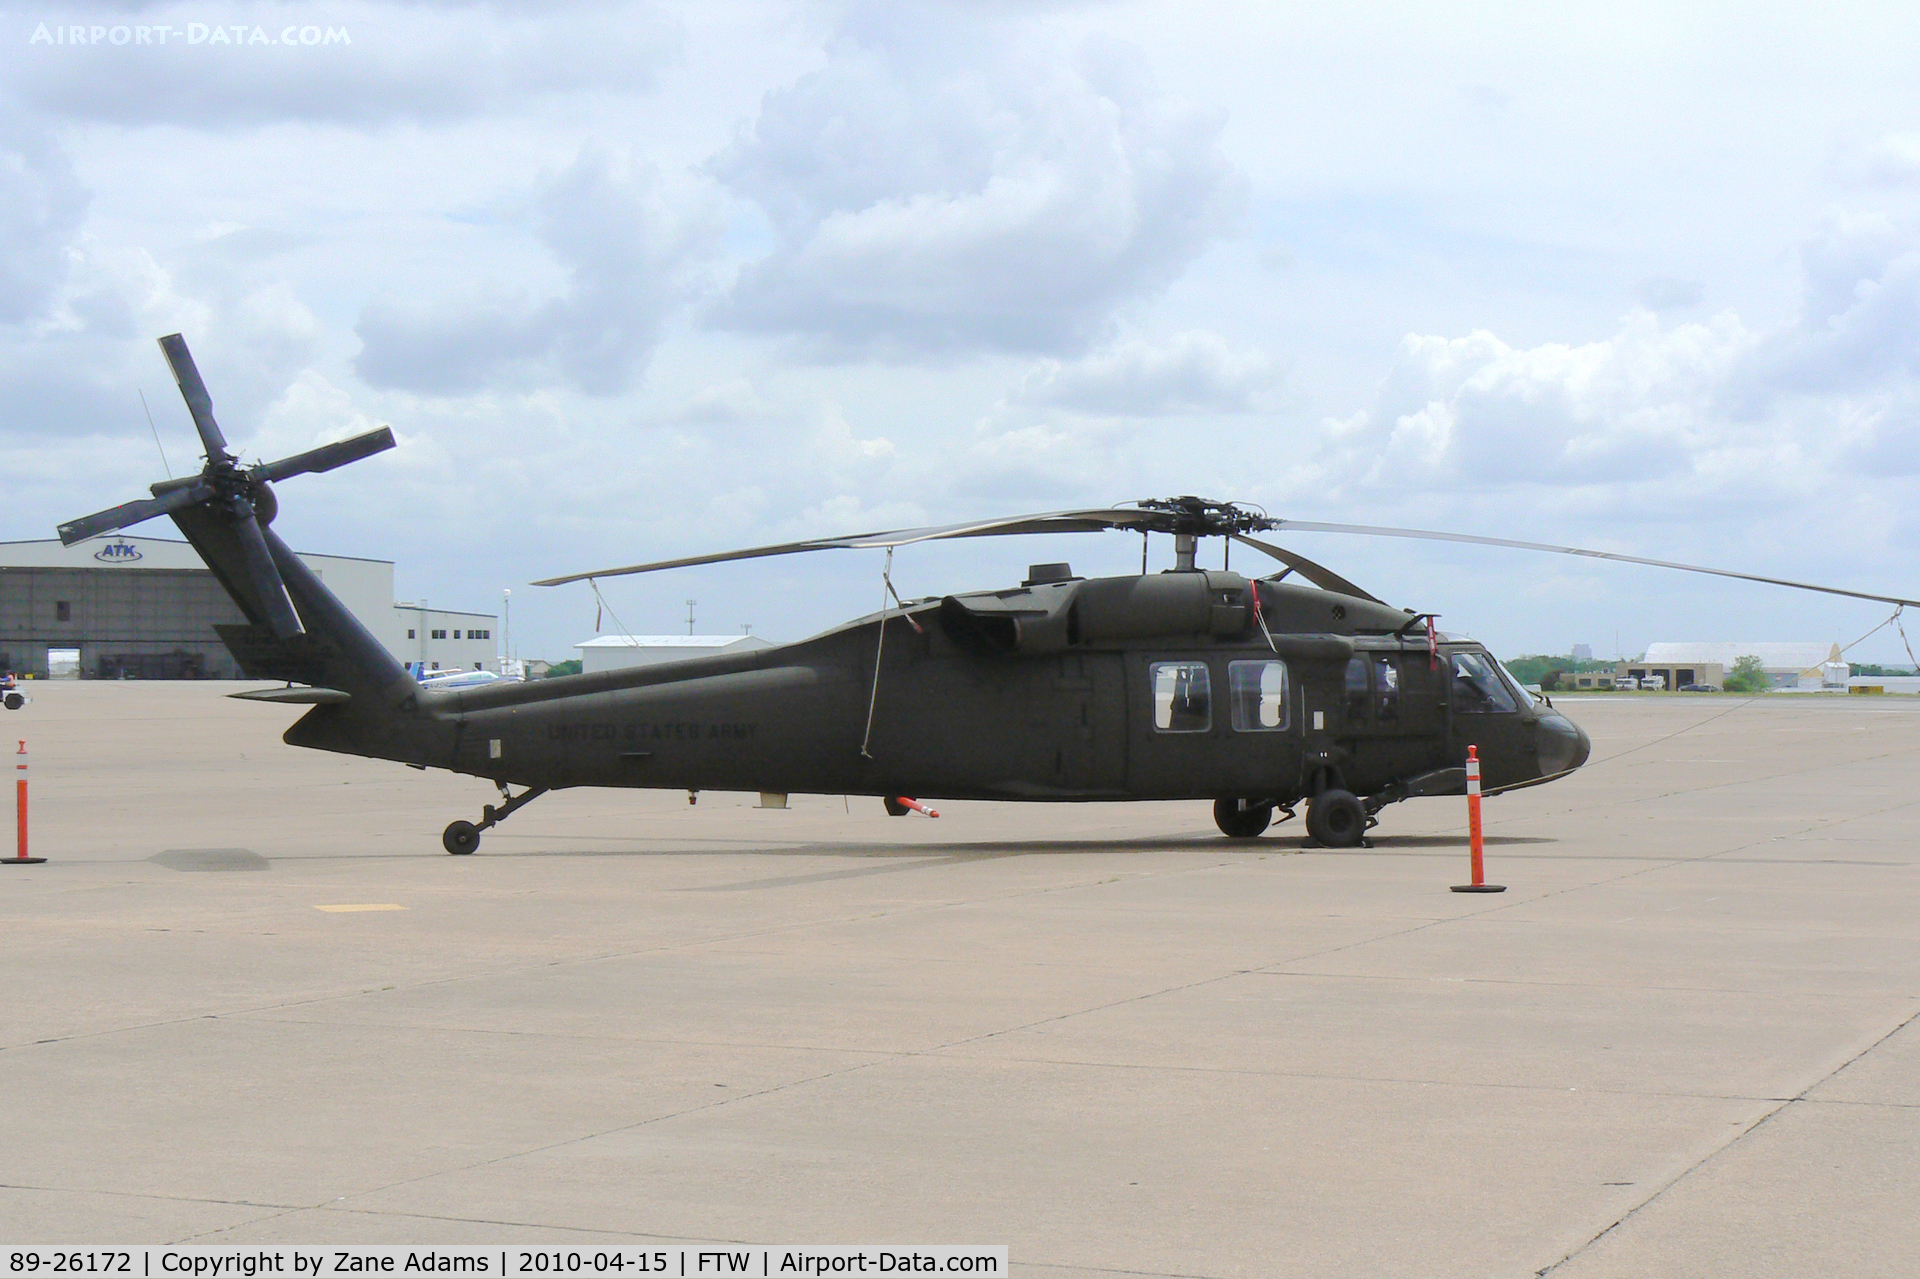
249;427;395;484
1231;534;1382;602
157;333;231;462
228;498;304;637
57;482;212;546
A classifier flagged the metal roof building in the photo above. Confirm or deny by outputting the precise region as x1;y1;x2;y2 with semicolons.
575;633;775;675
1620;642;1848;691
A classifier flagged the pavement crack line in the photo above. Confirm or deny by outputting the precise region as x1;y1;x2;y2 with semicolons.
0;1180;299;1212
179;1203;690;1247
1535;1000;1920;1276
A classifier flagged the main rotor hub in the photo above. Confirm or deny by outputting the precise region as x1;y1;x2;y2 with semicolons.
1133;496;1273;538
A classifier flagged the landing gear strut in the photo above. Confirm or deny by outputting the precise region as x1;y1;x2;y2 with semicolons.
1213;798;1294;839
443;784;549;855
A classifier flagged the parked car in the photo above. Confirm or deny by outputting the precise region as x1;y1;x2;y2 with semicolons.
1679;683;1720;693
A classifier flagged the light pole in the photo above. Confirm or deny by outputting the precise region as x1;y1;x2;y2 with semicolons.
502;588;511;674
686;599;697;636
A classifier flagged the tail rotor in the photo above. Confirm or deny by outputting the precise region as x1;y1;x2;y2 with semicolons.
57;333;396;639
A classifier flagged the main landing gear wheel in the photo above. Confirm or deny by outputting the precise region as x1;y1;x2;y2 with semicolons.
3;693;23;710
442;821;480;855
1306;788;1367;848
1213;798;1272;839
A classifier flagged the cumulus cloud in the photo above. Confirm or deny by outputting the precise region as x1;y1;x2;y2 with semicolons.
3;1;680;127
1018;330;1281;415
1757;212;1920;396
1319;210;1920;507
0;230;327;457
0;113;88;325
1638;276;1702;312
354;149;721;396
709;8;1244;358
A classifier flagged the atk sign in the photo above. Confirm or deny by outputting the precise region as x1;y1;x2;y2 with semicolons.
92;541;143;563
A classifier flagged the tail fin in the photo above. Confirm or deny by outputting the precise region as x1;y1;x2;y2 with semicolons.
169;501;414;703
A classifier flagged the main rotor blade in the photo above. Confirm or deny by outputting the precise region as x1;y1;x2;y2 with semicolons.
228;498;305;637
157;333;230;462
1272;519;1920;611
57;482;212;546
249;427;396;484
531;507;1158;587
1230;534;1382;602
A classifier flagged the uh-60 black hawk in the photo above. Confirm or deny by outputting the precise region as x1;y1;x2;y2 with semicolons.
59;335;1920;854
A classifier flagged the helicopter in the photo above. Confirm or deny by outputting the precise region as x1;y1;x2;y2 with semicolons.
57;335;1920;854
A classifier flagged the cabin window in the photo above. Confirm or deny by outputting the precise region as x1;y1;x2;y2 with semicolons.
407;629;415;639
1451;652;1520;714
1151;661;1212;732
453;630;461;639
1344;656;1369;720
1375;657;1401;721
432;629;447;640
56;601;72;622
1229;660;1289;731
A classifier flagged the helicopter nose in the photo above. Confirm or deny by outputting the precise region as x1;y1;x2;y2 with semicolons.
1537;712;1591;778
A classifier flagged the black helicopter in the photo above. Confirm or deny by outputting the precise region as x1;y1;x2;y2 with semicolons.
58;336;1920;854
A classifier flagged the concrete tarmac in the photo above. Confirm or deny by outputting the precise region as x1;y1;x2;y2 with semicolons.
2;682;1918;1277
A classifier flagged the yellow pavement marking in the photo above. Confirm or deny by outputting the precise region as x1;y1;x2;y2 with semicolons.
314;903;408;913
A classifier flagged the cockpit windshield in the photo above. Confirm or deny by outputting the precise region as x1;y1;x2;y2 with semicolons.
1496;658;1542;704
1450;651;1521;714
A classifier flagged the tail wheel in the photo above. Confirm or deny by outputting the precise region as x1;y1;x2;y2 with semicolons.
1213;798;1272;839
442;820;480;855
1306;789;1366;848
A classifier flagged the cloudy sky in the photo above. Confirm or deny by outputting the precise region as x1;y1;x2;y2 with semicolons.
6;0;1920;665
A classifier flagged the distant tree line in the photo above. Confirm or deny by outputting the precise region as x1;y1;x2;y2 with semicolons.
1503;655;1616;690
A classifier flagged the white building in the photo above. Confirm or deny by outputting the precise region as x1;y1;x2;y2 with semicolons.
0;534;495;679
575;633;775;675
1627;642;1849;691
394;603;498;675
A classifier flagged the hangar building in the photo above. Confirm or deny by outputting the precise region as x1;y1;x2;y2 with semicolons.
1616;642;1848;691
0;533;496;679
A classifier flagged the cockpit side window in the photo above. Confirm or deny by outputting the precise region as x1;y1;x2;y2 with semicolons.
1374;656;1401;721
1344;656;1369;721
1151;661;1212;732
1450;651;1520;714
